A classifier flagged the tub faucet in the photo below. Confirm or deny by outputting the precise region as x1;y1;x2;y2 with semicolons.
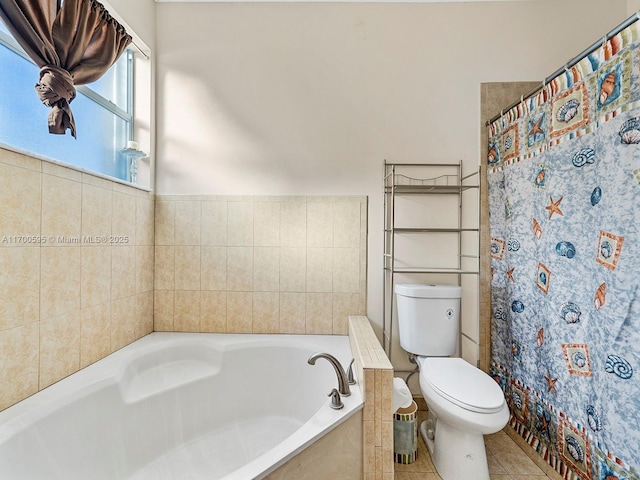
308;352;351;397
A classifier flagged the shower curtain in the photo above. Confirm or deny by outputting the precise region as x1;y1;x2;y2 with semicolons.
488;19;640;480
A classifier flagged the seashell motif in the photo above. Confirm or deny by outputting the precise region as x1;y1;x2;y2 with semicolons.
586;405;602;431
605;354;633;379
505;135;513;150
555;241;576;259
494;307;507;321
565;436;584;462
619;117;640;144
600;241;613;259
511;392;523;410
536;328;544;347
539;271;547;285
488;145;498;165
591;187;602;206
594;283;606;310
560;302;581;324
599;70;616;105
511;300;525;313
556;99;580;123
533;218;542;239
508;239;521;252
572;148;596;167
534;168;546;187
491;242;501;255
572;351;587;368
511;342;523;359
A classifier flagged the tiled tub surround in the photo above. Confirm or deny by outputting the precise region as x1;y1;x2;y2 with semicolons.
154;195;367;335
349;316;395;480
0;147;155;411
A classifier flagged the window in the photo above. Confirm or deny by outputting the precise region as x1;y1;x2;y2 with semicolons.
0;20;134;181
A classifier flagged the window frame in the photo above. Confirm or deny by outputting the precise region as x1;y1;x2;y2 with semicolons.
0;26;135;174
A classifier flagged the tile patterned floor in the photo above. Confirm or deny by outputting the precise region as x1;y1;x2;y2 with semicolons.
395;411;555;480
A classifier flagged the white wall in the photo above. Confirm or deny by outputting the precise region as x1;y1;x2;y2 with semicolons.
154;0;629;353
104;0;156;50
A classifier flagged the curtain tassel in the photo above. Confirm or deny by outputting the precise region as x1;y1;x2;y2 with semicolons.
35;65;77;138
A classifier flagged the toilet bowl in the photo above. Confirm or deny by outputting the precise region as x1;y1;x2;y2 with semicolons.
417;356;509;480
394;284;509;480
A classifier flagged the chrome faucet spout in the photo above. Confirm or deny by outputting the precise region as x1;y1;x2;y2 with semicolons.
308;352;351;397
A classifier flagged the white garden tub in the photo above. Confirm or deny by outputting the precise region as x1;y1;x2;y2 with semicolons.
0;333;363;480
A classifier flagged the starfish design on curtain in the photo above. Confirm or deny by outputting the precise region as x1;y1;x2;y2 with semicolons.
545;196;564;219
530;116;545;136
507;268;515;282
538;413;550;433
544;373;558;394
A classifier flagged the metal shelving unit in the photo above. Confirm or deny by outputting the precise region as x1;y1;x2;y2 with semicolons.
383;161;480;364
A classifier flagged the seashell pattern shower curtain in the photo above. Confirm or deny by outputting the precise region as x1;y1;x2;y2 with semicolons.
487;19;640;480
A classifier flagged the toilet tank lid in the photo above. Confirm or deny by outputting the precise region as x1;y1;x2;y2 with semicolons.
394;284;462;299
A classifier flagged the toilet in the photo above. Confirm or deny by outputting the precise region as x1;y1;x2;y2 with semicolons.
395;284;509;480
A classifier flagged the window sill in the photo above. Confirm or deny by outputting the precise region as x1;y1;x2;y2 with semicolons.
0;142;152;193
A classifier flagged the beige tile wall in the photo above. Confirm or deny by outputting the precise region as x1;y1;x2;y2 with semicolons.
154;195;367;335
0;147;155;411
349;315;394;480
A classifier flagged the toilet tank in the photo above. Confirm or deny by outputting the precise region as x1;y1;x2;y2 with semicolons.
394;284;462;357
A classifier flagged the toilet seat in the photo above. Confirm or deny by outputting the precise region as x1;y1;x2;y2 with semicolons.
419;357;505;414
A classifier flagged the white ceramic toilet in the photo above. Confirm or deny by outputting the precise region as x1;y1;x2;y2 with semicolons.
395;284;509;480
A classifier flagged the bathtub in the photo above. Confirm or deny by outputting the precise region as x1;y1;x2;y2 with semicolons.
0;333;363;480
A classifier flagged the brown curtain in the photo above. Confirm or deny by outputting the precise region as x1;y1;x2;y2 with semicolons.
0;0;132;137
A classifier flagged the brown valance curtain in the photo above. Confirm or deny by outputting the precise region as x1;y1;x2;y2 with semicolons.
0;0;132;137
